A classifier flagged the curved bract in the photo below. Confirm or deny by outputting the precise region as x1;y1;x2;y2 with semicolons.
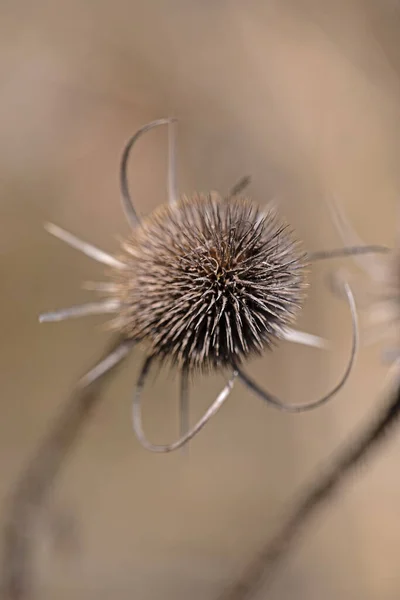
119;117;177;227
235;282;358;412
131;356;238;453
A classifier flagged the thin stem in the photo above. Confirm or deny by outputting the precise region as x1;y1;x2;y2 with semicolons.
1;337;133;600
217;362;400;600
309;245;390;262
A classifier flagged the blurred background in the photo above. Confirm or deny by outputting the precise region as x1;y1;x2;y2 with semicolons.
2;1;400;598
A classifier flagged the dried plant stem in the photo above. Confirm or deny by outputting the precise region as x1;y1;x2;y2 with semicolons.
1;336;132;600
217;376;400;600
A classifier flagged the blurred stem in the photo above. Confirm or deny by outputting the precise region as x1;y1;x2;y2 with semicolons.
1;336;132;600
218;376;400;600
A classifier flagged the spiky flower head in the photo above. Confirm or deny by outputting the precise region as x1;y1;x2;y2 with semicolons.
38;120;360;456
109;192;308;373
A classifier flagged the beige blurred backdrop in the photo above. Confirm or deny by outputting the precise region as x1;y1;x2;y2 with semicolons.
2;1;400;598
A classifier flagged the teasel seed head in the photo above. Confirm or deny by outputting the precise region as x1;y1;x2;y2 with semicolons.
109;191;308;373
39;120;365;456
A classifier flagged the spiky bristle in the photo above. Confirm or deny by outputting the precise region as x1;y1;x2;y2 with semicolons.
109;192;308;373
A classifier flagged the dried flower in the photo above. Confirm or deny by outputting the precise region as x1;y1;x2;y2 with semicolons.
39;119;361;453
109;193;308;373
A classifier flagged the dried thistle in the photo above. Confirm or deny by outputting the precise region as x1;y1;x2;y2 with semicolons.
3;121;387;600
109;193;308;374
39;118;363;453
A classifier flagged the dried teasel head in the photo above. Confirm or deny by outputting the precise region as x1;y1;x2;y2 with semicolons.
109;192;308;374
39;119;369;453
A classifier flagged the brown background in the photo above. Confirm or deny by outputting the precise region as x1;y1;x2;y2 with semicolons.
2;1;400;598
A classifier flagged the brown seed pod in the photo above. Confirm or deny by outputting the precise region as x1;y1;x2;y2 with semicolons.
109;192;308;374
39;119;367;453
